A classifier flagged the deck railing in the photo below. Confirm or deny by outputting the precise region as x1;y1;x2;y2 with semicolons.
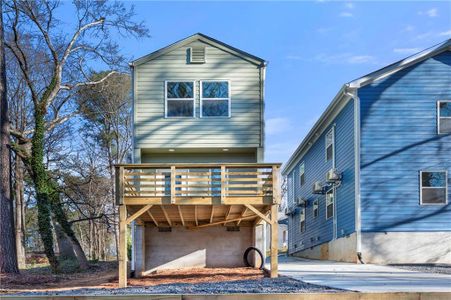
115;163;281;205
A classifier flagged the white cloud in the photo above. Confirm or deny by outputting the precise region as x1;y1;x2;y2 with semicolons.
439;30;451;37
345;2;354;9
418;8;438;17
393;48;421;55
266;117;293;135
285;55;304;60
347;55;375;64
339;12;353;17
401;25;414;32
314;53;376;65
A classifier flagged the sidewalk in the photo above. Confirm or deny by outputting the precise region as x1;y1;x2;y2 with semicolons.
270;256;451;292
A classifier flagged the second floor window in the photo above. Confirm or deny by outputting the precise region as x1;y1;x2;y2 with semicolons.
201;81;230;117
438;101;451;134
299;162;305;186
325;127;334;162
165;81;195;117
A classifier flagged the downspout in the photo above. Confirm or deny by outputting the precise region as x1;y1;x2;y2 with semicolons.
345;85;364;264
130;63;136;275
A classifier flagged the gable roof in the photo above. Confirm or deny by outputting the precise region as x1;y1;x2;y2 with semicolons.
131;33;266;67
282;39;451;175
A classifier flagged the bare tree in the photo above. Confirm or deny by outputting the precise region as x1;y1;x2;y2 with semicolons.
3;0;148;272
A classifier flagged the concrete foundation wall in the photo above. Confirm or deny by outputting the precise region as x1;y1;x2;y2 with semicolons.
144;226;253;273
361;232;451;264
292;233;357;263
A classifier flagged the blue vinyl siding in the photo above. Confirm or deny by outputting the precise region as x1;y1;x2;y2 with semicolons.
359;51;451;232
287;100;355;254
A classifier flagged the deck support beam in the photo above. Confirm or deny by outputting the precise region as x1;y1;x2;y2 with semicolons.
270;204;278;278
118;205;128;288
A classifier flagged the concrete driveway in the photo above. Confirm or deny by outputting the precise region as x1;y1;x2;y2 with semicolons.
270;256;451;292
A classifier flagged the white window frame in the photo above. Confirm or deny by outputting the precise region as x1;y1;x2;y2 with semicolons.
164;80;196;118
300;206;306;233
299;162;305;187
325;127;335;164
326;188;334;220
419;170;448;205
200;80;231;118
437;100;451;134
313;199;319;218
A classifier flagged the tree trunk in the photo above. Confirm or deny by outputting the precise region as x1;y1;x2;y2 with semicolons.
0;0;19;273
14;157;26;269
54;222;77;261
30;107;58;272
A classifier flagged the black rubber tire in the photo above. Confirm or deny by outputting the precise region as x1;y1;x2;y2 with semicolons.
243;246;264;269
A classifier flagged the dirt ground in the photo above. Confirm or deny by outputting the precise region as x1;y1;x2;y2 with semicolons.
0;261;265;293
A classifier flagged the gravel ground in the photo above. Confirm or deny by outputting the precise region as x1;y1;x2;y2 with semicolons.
390;264;451;275
5;276;341;296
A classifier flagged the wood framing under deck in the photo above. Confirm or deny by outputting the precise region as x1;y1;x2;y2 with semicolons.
116;163;281;288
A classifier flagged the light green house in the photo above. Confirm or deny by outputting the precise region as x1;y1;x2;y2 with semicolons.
116;33;281;287
131;33;266;164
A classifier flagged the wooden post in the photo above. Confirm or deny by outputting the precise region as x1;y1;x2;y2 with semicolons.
220;165;226;204
170;166;176;204
115;166;124;205
270;204;278;278
118;205;128;288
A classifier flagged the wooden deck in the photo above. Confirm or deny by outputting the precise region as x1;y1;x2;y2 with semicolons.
115;163;282;288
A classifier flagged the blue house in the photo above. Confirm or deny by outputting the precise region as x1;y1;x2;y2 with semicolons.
282;40;451;264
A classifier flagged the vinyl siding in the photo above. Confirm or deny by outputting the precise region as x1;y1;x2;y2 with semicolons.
359;50;451;232
134;40;263;150
287;100;355;254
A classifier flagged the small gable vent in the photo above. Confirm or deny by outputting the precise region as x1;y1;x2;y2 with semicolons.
189;46;206;63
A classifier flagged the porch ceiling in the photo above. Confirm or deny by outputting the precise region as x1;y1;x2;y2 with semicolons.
126;204;271;228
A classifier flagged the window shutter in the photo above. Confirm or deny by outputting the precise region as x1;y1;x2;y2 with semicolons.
190;46;206;63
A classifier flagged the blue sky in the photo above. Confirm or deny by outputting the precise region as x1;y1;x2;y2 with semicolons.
65;1;451;163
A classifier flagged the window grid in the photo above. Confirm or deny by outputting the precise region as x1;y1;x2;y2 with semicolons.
164;81;196;118
300;206;306;233
420;170;448;205
299;162;305;186
326;189;334;220
200;80;231;118
437;100;451;134
325;127;335;163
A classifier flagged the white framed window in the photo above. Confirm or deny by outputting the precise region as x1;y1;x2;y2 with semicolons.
300;206;306;233
420;171;448;205
165;81;195;118
438;101;451;134
313;199;319;218
326;189;334;220
200;80;231;117
325;127;335;162
299;162;305;186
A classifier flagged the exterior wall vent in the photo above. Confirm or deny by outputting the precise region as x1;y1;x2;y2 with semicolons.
189;46;206;63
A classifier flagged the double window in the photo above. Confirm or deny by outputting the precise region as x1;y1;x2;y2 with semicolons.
325;127;335;162
300;206;306;233
326;189;334;220
165;81;195;117
299;162;305;186
438;101;451;134
420;171;448;205
165;81;230;118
